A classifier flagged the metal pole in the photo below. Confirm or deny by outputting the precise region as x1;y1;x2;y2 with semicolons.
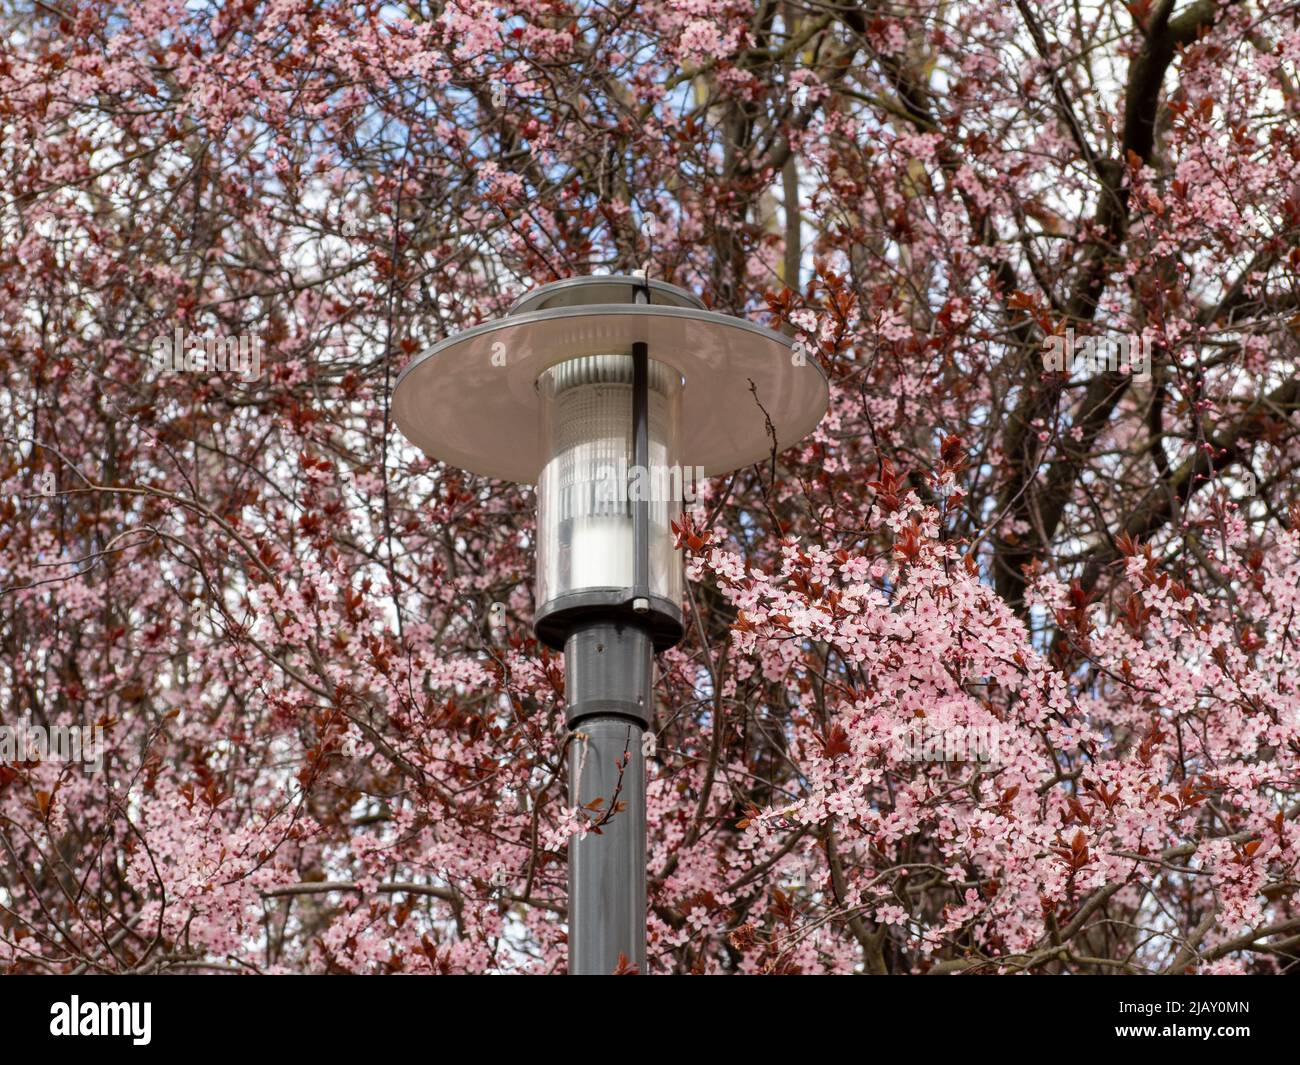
566;621;651;974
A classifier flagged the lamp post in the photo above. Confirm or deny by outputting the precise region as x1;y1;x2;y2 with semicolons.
393;274;827;973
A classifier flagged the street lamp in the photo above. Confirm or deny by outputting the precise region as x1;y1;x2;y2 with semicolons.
393;274;828;973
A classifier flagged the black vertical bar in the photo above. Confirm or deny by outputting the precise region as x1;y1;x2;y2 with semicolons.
631;280;650;608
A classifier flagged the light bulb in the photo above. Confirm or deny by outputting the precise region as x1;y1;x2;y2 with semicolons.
536;354;684;612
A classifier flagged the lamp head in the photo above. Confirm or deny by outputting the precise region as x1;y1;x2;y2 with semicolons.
393;275;829;649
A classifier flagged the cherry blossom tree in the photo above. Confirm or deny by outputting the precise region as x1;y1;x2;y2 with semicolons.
2;0;1299;974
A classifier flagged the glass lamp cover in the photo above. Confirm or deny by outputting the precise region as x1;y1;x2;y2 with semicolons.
536;354;684;612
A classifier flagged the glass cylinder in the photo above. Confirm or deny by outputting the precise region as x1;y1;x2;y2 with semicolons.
536;354;684;613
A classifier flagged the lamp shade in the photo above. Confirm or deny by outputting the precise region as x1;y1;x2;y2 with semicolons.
392;276;828;484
